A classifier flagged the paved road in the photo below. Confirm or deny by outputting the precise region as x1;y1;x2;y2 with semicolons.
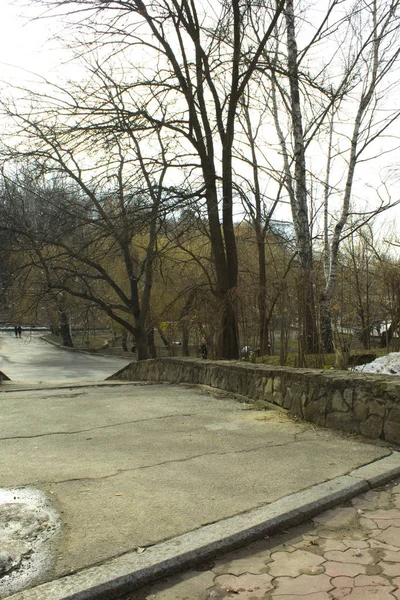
0;332;130;383
124;479;400;600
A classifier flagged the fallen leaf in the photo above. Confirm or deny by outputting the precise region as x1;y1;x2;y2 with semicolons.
137;547;146;554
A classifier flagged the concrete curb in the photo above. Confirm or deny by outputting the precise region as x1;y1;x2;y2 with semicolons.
7;453;400;600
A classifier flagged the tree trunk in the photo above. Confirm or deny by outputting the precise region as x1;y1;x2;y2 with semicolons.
319;293;334;354
180;290;196;357
381;318;399;348
59;309;73;347
218;291;239;359
133;326;151;360
147;328;156;359
285;0;318;354
182;326;190;357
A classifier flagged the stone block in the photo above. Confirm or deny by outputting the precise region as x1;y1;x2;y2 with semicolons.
383;408;400;443
368;401;386;418
302;399;327;426
359;415;383;439
354;388;373;406
265;378;273;395
330;390;348;412
388;407;400;424
326;411;360;434
343;388;353;407
353;401;368;421
290;393;304;418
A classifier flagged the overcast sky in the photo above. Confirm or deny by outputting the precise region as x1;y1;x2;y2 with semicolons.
1;1;67;84
1;0;399;243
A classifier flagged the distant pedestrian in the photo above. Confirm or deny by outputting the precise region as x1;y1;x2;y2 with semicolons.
17;326;22;338
241;345;252;360
14;326;18;337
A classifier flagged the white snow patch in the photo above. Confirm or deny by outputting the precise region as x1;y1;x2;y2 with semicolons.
353;352;400;375
0;487;61;597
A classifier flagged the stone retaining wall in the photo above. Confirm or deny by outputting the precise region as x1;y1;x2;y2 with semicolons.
111;358;400;445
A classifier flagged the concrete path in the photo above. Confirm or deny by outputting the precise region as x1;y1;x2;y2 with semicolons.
1;377;400;599
0;333;130;383
123;478;400;600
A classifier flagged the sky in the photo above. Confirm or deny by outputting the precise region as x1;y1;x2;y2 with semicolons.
1;0;400;246
1;2;56;81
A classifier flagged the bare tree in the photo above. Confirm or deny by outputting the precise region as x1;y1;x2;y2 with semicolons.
320;0;400;353
0;81;179;359
258;0;400;355
25;0;285;359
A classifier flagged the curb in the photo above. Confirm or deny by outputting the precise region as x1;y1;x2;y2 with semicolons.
7;453;400;600
39;337;109;356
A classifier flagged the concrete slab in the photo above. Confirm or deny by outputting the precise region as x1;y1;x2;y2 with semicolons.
1;380;399;599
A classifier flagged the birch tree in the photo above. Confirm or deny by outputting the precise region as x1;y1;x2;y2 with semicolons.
320;0;400;353
262;0;400;355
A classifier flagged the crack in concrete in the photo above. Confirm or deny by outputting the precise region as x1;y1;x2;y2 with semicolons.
35;437;300;486
0;413;195;442
0;382;145;394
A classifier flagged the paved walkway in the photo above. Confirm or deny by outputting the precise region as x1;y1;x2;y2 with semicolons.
123;479;400;600
1;335;400;599
0;333;130;383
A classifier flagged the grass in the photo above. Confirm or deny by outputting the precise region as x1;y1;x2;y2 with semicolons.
258;346;396;371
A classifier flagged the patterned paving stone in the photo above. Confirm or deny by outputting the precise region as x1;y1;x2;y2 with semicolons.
133;570;216;600
317;539;349;552
341;539;370;549
268;549;325;577
313;507;359;529
359;517;380;530
213;572;273;599
338;587;396;599
271;574;333;595
272;594;331;600
369;539;400;552
324;561;366;577
381;561;400;577
212;550;271;576
373;519;400;529
330;576;354;588
367;510;400;520
324;548;375;565
354;573;394;586
382;550;400;561
351;491;385;510
318;529;367;541
372;526;400;547
330;590;352;600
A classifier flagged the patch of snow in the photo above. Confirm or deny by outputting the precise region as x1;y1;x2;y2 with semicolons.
0;488;62;597
353;352;400;375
